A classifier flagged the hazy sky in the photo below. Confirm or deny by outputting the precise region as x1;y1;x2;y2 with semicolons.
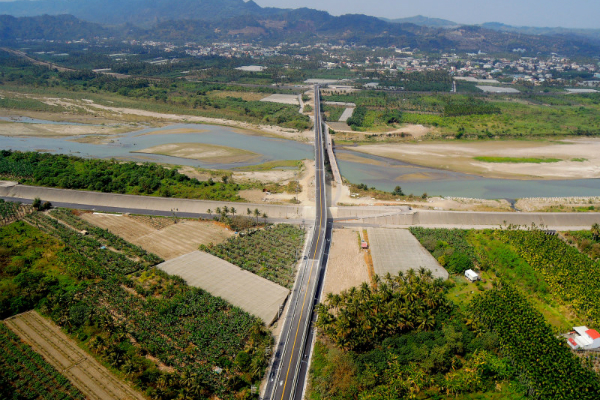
254;0;600;29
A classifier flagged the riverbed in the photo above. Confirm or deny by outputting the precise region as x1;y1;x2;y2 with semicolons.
1;119;599;199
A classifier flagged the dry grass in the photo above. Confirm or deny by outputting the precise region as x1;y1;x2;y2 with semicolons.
80;213;233;260
322;229;370;295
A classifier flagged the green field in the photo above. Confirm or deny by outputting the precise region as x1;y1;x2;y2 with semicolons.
322;91;600;139
0;323;86;400
0;209;272;400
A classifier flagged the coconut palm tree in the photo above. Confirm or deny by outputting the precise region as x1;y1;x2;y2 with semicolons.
254;208;260;224
592;223;600;241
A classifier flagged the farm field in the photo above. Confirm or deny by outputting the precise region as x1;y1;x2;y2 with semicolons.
322;229;369;295
0;321;85;400
410;227;584;330
1;210;272;399
201;224;305;288
367;228;449;280
80;212;233;260
4;311;145;400
156;251;289;324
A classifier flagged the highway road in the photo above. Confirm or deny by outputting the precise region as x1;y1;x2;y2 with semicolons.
262;86;329;400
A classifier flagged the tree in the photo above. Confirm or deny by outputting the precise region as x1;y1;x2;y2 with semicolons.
223;205;229;215
254;208;260;224
207;209;212;216
32;197;41;210
247;208;252;216
262;212;268;223
230;207;236;217
392;186;404;196
592;223;600;241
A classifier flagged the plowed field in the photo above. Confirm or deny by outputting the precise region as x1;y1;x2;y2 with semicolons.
4;311;145;400
81;213;233;260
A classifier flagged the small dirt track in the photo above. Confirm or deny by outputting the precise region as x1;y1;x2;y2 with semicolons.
5;311;145;400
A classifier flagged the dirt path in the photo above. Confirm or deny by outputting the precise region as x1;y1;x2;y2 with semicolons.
5;311;146;400
322;229;370;294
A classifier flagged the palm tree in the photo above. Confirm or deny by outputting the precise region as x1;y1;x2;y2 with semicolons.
223;205;229;215
262;212;268;223
215;207;221;216
254;208;260;224
247;208;252;216
206;208;212;217
230;207;236;217
592;223;600;241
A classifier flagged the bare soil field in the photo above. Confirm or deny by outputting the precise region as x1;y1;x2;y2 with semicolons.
134;142;261;164
322;229;370;294
81;213;233;260
350;139;600;180
260;94;299;105
210;90;269;102
4;311;145;400
367;228;449;280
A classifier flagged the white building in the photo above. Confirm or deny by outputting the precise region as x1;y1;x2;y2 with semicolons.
465;269;480;282
567;326;600;350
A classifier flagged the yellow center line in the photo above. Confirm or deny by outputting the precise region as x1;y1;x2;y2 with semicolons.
279;108;323;400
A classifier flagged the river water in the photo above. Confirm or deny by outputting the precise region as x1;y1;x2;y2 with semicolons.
1;119;599;199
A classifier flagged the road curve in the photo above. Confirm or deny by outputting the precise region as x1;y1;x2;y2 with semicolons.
263;86;329;400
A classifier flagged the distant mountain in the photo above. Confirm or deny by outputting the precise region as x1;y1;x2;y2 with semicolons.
0;14;113;40
482;22;600;45
383;15;459;28
0;10;599;58
0;0;285;26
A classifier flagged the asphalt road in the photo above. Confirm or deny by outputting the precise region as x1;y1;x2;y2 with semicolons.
263;86;329;400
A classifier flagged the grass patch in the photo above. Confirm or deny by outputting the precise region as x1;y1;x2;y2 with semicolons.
571;157;588;162
473;156;562;163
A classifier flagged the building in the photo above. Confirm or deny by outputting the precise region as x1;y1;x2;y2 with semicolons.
465;269;480;282
567;326;600;350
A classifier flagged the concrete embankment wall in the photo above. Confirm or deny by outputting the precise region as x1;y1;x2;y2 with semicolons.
3;184;600;229
0;185;312;220
346;209;600;229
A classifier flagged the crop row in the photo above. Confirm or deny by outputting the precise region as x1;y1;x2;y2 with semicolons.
496;229;600;322
25;213;147;277
0;323;85;400
74;277;267;397
49;209;163;266
201;224;304;288
472;283;600;399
